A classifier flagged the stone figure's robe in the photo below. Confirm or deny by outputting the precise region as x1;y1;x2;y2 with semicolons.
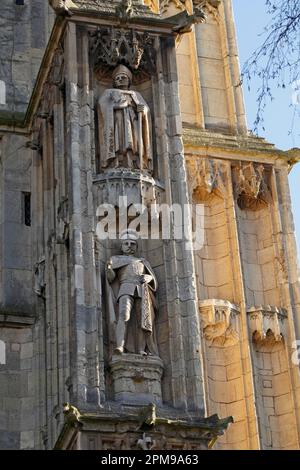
106;255;158;354
98;89;152;169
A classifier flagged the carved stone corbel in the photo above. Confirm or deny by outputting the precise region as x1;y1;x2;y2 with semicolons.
247;305;287;345
199;299;240;347
49;0;76;14
233;162;272;211
187;158;226;202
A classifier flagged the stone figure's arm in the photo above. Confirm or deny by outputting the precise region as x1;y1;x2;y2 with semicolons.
141;261;158;291
109;91;128;110
106;260;116;283
131;93;148;115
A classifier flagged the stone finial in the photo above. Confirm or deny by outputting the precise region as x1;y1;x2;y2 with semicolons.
247;305;287;345
199;299;240;348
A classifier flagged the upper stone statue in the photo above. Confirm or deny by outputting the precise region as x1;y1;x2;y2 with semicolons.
98;65;153;171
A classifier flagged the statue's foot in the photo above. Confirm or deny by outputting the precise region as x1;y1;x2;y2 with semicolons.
114;347;124;355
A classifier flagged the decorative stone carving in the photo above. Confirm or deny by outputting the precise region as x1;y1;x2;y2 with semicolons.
160;0;186;13
137;433;156;450
115;0;135;23
55;403;233;450
247;306;287;345
48;46;65;89
34;256;46;298
97;65;153;171
90;27;156;77
106;230;159;356
195;1;220;22
94;170;164;210
199;299;240;348
160;0;220;16
171;8;206;34
187;158;226;202
57;197;69;245
49;0;76;13
110;354;164;404
233;162;272;211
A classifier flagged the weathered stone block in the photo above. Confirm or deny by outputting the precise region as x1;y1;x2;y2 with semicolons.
110;354;164;405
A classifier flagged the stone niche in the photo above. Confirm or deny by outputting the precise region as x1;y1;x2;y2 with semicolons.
110;353;164;405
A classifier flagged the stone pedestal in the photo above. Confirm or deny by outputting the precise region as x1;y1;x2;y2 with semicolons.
110;354;164;405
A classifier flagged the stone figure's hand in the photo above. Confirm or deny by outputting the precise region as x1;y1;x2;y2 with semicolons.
140;274;152;284
106;262;116;283
137;104;145;114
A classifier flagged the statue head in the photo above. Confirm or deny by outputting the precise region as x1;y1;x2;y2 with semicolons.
112;64;133;90
120;229;138;255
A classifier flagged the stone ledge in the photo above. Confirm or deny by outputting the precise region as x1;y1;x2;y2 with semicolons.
0;313;35;328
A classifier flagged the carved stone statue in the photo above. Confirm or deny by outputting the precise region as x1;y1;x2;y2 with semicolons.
106;231;158;356
98;65;153;171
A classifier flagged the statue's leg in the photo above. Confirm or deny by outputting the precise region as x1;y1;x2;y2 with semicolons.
115;295;134;354
135;299;147;356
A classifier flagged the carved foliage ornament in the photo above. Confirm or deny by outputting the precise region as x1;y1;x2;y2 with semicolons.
187;158;226;203
234;162;272;211
248;306;287;345
199;299;240;348
160;0;220;15
90;27;156;79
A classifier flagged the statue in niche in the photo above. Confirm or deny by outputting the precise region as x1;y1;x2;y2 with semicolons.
98;64;153;171
106;230;158;356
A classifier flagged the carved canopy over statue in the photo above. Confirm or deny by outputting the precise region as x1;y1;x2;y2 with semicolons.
98;64;153;171
106;230;159;356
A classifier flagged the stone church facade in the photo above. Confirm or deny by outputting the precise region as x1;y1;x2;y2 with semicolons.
0;0;300;450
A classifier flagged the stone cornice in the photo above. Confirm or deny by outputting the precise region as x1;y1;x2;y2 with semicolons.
54;402;234;450
183;126;300;167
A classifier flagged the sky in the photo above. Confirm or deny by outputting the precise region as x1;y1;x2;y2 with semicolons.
233;0;300;256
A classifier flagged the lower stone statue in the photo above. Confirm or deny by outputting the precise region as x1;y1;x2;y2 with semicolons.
106;231;159;356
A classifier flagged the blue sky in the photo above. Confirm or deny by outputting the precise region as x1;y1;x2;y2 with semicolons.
233;0;300;256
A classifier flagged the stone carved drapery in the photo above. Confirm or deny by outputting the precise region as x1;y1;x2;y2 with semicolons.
233;162;272;211
34;256;46;298
187;158;226;202
57;197;70;245
247;306;287;345
199;299;240;347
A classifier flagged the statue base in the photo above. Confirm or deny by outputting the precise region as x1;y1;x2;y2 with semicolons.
110;354;164;405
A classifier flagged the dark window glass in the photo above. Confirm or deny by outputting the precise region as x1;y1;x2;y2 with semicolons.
16;0;25;5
